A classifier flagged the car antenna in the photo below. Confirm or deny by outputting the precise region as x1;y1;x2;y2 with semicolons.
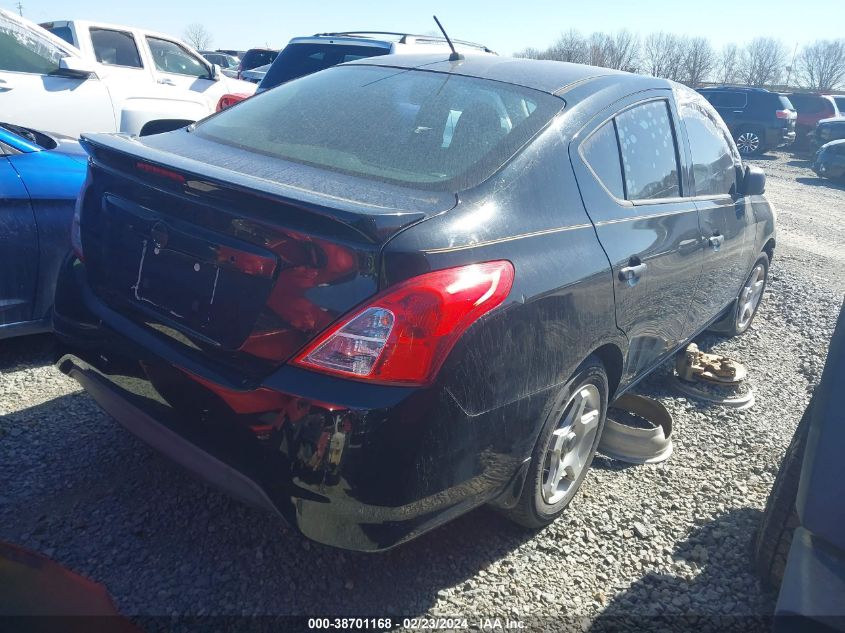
433;15;464;61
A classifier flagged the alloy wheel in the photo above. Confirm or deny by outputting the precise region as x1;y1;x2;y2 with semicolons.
541;384;601;505
736;132;761;155
737;263;766;330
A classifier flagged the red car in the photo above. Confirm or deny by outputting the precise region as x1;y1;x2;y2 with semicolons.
788;93;842;147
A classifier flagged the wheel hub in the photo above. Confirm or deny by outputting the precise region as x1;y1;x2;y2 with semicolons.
541;385;601;505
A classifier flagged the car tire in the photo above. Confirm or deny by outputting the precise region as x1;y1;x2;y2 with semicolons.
754;403;810;590
504;356;608;529
735;127;765;156
709;252;769;337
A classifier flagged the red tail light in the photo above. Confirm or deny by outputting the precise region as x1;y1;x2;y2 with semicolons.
292;261;515;386
776;109;793;119
216;93;249;112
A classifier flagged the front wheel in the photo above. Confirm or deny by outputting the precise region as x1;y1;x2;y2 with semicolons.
505;357;608;529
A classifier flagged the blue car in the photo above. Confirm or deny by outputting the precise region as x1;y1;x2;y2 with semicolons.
0;123;86;339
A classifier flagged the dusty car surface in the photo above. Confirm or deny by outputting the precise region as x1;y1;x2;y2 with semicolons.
54;54;775;551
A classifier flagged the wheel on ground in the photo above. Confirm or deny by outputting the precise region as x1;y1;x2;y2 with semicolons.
505;357;608;529
710;252;769;337
754;403;810;590
735;127;764;156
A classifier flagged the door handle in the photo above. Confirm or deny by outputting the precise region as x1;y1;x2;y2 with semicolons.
619;261;647;287
709;234;725;251
0;79;14;91
157;78;176;86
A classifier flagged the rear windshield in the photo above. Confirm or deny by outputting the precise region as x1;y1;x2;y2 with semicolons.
195;65;563;191
241;49;277;70
778;95;795;111
261;42;390;90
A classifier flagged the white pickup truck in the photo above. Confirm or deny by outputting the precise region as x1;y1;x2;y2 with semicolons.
0;10;255;138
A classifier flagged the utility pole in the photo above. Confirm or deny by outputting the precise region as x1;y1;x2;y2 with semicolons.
784;41;799;89
15;2;23;16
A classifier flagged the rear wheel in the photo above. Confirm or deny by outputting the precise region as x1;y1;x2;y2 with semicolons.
710;252;769;337
505;357;608;528
736;127;764;156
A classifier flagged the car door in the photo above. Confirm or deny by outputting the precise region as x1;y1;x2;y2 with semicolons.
0;12;115;137
144;35;217;110
0;142;39;326
572;93;704;381
675;87;754;329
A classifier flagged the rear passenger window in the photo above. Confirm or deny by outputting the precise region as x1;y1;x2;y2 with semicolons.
680;101;737;196
705;92;746;109
615;101;681;200
90;28;142;68
581;121;624;199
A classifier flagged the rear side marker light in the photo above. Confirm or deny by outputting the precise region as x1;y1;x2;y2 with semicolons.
293;261;515;386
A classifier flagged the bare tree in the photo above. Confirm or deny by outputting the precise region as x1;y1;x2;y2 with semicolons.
183;23;212;50
606;30;639;71
683;37;715;86
546;29;589;63
514;46;544;60
717;43;739;84
740;37;787;87
797;39;845;91
642;32;687;81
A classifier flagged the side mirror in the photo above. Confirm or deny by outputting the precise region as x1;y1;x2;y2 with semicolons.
209;63;222;81
741;165;766;196
57;56;97;79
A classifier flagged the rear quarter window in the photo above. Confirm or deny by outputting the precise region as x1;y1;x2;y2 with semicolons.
580;121;625;199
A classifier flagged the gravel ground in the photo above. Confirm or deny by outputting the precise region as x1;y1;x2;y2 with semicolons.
1;150;843;631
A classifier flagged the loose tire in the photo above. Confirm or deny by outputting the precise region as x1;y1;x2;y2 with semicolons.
505;357;608;529
710;252;769;337
735;127;765;156
754;404;810;590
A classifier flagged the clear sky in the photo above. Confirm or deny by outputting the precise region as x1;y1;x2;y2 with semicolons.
5;0;836;55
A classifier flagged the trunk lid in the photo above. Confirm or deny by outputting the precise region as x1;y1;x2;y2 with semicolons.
78;132;455;378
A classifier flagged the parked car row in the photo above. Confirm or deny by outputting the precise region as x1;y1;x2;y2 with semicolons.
696;86;845;160
0;10;256;139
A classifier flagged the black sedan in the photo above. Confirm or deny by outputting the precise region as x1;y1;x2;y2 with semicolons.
813;140;845;182
54;55;775;551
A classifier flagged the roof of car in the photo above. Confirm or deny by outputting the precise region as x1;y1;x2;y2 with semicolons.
308;31;495;53
345;53;652;96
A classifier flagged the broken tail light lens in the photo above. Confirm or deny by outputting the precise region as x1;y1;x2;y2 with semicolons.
293;261;514;386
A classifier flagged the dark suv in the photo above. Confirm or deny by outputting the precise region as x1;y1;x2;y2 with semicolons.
698;87;796;155
237;48;279;80
55;57;775;551
787;93;841;147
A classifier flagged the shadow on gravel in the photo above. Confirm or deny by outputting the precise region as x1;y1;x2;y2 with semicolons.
589;507;774;633
0;333;56;372
796;177;845;191
0;390;543;617
747;155;778;162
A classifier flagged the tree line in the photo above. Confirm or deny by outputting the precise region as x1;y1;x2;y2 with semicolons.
516;31;845;91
